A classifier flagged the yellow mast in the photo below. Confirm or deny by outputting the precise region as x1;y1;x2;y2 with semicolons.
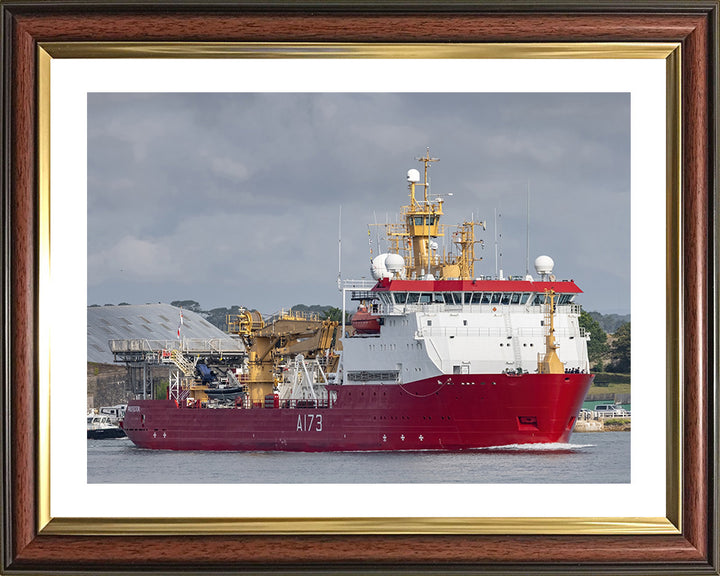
537;289;565;374
376;149;485;280
405;149;443;278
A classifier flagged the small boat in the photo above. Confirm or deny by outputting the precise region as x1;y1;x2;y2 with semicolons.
350;305;381;334
203;386;246;401
87;413;126;439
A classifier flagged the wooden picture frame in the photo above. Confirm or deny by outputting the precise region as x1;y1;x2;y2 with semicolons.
1;1;717;573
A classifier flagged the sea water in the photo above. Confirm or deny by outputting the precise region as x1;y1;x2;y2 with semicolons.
87;431;630;484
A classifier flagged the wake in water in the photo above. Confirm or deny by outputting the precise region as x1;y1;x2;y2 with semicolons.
472;442;595;455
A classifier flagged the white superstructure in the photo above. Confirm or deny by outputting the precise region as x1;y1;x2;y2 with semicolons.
340;280;590;385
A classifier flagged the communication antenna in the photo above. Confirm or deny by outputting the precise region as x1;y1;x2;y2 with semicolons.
495;205;503;278
494;208;498;278
367;226;373;261
525;181;530;277
337;205;342;290
373;211;382;254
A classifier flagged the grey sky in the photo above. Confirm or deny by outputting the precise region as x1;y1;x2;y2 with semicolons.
88;93;630;314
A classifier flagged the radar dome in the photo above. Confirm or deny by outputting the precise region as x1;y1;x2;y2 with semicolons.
407;169;421;183
534;255;555;276
385;253;405;274
371;254;389;280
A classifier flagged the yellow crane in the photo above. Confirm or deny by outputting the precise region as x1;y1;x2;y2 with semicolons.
227;309;338;405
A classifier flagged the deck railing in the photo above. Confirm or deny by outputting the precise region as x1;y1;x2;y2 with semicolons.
109;337;244;355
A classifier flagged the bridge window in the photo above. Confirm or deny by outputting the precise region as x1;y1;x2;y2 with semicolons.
432;293;445;304
395;292;408;304
407;293;420;304
419;293;432;304
557;294;576;305
481;293;491;304
520;293;531;304
491;293;502;304
500;293;511;305
444;292;461;305
511;293;521;304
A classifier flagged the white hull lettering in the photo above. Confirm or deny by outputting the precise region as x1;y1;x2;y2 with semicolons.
296;414;323;432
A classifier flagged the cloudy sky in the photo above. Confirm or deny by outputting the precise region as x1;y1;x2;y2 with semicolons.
88;93;630;314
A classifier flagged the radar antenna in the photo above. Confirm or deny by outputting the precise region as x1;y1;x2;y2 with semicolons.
415;147;439;203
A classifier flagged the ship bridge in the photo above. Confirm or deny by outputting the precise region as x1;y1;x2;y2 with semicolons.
370;278;582;311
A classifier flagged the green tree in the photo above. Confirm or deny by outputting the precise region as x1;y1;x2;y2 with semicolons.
171;300;202;313
608;322;631;373
155;379;169;400
578;309;609;367
322;307;343;323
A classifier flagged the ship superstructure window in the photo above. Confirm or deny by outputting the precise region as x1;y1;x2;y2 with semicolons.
444;292;462;305
557;294;576;305
379;293;395;305
386;290;572;307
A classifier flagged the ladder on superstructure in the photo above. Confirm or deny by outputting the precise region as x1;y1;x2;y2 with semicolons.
170;349;196;376
503;311;523;369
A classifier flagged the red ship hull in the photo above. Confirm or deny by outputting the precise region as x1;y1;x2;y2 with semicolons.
122;373;593;451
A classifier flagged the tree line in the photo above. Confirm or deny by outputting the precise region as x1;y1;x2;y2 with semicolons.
169;300;346;332
578;311;630;374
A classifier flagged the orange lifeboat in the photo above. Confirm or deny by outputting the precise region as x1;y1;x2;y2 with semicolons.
351;305;381;334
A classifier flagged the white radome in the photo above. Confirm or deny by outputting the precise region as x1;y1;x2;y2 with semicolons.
385;253;405;274
371;254;389;280
407;169;421;183
534;255;555;276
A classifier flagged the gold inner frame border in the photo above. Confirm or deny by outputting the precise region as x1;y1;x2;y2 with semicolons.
36;41;682;537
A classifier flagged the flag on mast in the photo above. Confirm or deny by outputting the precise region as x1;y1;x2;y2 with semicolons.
177;309;184;338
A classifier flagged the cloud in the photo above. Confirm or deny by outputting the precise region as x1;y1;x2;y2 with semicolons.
88;92;630;313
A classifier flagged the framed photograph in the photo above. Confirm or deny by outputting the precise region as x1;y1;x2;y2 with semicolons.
2;1;717;574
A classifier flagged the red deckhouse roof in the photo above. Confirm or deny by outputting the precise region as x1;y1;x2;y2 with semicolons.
373;278;583;294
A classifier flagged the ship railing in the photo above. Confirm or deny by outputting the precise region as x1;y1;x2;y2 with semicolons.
109;338;244;356
182;337;244;354
265;308;322;324
341;278;378;291
379;303;583;316
417;327;585;339
350;290;379;302
234;398;335;410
